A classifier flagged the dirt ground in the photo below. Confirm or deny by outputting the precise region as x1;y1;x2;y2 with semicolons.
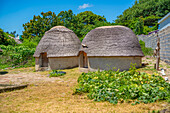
141;57;170;82
0;57;169;113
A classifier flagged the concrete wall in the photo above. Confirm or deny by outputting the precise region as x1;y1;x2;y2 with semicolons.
138;33;157;49
159;27;170;63
137;26;170;64
88;56;142;71
159;17;170;30
48;56;78;70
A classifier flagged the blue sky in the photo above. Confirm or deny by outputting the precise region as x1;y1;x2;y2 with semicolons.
0;0;136;35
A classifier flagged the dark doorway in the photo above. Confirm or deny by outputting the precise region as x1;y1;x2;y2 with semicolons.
83;52;88;68
40;53;48;67
79;51;88;68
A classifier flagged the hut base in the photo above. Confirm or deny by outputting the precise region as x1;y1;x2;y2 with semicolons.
86;56;142;72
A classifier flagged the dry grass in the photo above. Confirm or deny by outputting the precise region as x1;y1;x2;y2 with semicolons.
0;79;168;113
0;58;169;113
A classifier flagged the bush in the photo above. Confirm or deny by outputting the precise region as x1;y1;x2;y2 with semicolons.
0;28;16;46
0;45;35;69
20;36;40;48
139;40;153;56
74;65;170;105
49;70;66;77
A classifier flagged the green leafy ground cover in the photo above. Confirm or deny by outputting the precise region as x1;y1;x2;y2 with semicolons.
0;45;35;69
49;70;66;77
74;66;170;105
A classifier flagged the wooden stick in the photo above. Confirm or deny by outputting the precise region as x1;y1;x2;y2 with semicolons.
156;33;160;70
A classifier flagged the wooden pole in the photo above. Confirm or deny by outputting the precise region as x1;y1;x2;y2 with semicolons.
156;32;160;70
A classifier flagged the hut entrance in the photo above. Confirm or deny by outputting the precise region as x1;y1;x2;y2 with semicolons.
40;53;48;67
83;52;88;68
79;51;88;68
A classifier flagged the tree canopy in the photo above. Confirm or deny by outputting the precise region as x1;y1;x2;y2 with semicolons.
22;10;111;41
115;0;170;35
0;28;16;46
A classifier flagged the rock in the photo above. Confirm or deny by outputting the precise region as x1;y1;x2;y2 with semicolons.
164;77;168;81
161;69;166;76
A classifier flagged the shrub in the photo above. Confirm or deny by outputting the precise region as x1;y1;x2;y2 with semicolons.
0;45;35;69
0;28;16;46
139;40;153;56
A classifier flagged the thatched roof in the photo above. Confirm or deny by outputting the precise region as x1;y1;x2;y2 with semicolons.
80;25;144;57
33;26;81;57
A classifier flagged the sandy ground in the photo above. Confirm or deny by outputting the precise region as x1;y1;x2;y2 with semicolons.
0;71;62;85
142;57;170;82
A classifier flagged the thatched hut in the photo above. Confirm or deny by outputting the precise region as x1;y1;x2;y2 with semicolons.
33;26;81;71
79;26;144;71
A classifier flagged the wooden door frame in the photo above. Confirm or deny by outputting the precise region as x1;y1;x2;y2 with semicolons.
79;51;88;68
83;52;88;68
40;52;48;67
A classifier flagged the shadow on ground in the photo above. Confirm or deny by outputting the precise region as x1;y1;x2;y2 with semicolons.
0;71;8;75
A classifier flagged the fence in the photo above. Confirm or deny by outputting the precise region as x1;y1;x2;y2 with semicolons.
138;26;170;64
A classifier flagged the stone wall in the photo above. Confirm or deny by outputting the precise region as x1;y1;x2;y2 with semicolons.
138;26;170;64
88;56;142;71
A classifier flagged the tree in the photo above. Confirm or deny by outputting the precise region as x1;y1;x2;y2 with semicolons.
22;11;60;41
134;17;144;35
75;11;108;39
22;10;110;41
115;0;170;34
0;28;16;46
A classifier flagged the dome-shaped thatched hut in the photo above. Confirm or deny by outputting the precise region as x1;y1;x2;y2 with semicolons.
33;26;81;71
79;25;144;71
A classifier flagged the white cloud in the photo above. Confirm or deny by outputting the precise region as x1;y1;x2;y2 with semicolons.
78;3;93;10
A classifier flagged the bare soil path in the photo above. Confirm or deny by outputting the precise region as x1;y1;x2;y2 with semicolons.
141;57;170;82
0;70;61;85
